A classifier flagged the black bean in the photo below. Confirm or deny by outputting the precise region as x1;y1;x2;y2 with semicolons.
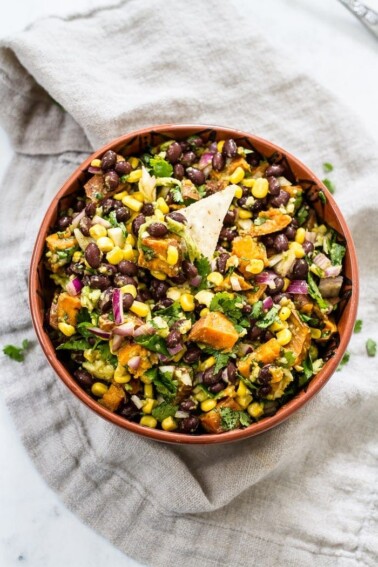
302;241;314;255
101;198;116;215
58;216;72;230
136;289;151;302
209;382;224;394
179;140;190;152
101;150;117;170
251;197;268;212
74;369;94;389
104;170;119;191
166;330;181;349
69;262;84;275
285;225;296;240
186;167;205;185
249;325;263;340
257;366;272;384
154;298;173;310
166;142;182;164
292;258;308;279
266;164;284;177
115;207;130;223
183;345;201;364
265;276;284;296
118;260;138;276
85;202;97;218
263;330;275;342
99;288;114;313
147;222;168;237
180;399;197;411
202;367;219;386
85;242;102;268
88;275;111;291
74;199;86;212
122;293;134;310
227;362;237;383
181;151;196;167
259;385;272;397
119;402;140;421
263;235;275;249
98;263;117;276
220;227;237;242
173;163;185;180
71;351;85;363
170;273;187;285
166;211;187;224
212;152;225;171
182;261;198;280
273;233;289;252
291;218;299;228
217;253;229;274
132;214;146;236
188;136;204;149
114;274;137;287
270;189;290;208
242;304;252;314
115;160;132;176
223;209;237;226
150;280;169;300
272;292;290;304
222;139;237;158
237;196;248;208
180;416;199;433
79;216;92;236
246;151;260;167
268;176;281;196
141;203;154;216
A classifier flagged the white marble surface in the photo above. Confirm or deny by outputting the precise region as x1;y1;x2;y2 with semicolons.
0;1;377;566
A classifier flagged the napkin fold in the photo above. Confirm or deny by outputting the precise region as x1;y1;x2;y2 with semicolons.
0;1;377;565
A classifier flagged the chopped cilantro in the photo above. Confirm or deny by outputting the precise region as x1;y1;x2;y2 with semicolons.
140;244;156;261
170;185;184;204
366;339;376;357
210;292;248;328
283;351;296;367
3;339;30;362
239;412;252;427
330;242;346;266
56;338;91;351
297;205;309;226
319;191;327;204
354;320;363;334
323;162;334;173
298;312;319;326
322;178;335;194
254;217;267;226
150;156;173;178
134;334;169;356
195;255;211;290
299;354;314;385
197;184;207;198
256;306;280;329
251;301;263;320
153;301;182;326
219;407;251;431
307;272;329;310
150;369;178;401
96;342;118;367
152;402;178;421
337;351;350;371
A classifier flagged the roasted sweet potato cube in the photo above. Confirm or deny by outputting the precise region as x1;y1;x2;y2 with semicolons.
238;338;281;378
138;234;182;277
100;384;125;412
246;284;267;304
249;209;292;237
181;179;200;201
117;343;155;377
200;397;242;433
286;310;311;364
46;232;76;252
189;312;239;350
57;292;81;326
232;236;269;279
84;174;127;201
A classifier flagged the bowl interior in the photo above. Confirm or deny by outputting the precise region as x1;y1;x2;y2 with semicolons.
30;124;358;444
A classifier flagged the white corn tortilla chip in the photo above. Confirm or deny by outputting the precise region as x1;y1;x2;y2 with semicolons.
180;185;237;260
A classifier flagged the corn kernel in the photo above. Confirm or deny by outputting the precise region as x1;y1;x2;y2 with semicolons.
283;277;291;291
107;227;125;248
234;186;243;199
89;224;107;240
156;197;169;214
72;251;82;262
122;195;143;212
91;382;108;397
200;307;210;317
172;348;186;362
114;365;131;384
276;328;293;346
114;191;127;201
142;398;156;414
97;236;114;252
106;246;124;265
167;245;179;266
130;300;150;318
180;293;195;312
144;383;154;398
122;245;137;261
126;233;136;246
141;373;152;384
167;287;182;301
278;306;291;321
242;178;255;188
230;166;245;184
269;320;287;332
246;259;265;274
194;290;214;307
221;385;236;398
91;158;102;168
248;402;264;419
201;399;217;412
217;140;225;152
207;271;224;286
236;395;253;409
140;415;157;428
58;322;76;337
128;156;139;169
161;416;178;431
120;284;137;298
309;344;319;360
238;209;252;219
295;227;306;244
289;242;305;258
199;356;216;372
252;178;269;199
127;169;143;183
310;327;322;339
236;380;248;397
150;270;167;281
132;191;144;202
154;209;165;221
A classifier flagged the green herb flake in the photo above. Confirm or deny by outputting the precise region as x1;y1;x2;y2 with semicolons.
3;339;30;362
354;320;363;334
152;402;178;421
150;370;178;402
140;244;156;261
239;412;252;427
323;162;334;173
297;205;309;226
254;217;267;226
322;178;335;194
299;354;314;385
307;272;329;311
251;301;263;320
256;306;280;329
195;255;211;290
319;191;327;204
330;243;346;266
56;339;91;351
134;334;169;356
337;351;350;371
219;407;251;431
283;351;296;367
150;156;173;178
210;292;249;328
366;339;376;357
170;185;184;204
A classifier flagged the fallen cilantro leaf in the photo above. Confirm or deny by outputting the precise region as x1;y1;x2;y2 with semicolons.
322;178;335;194
323;162;334;173
3;340;30;362
353;320;363;334
170;185;184;204
366;339;376;357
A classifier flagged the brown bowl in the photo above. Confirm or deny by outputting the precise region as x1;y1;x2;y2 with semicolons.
29;124;359;444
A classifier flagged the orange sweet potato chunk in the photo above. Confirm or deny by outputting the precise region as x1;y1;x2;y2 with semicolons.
246;284;267;304
189;312;239;350
286;310;311;365
57;292;81;326
200;397;242;433
100;384;125;412
117;343;155;378
249;209;292;237
237;338;281;378
138;235;182;277
232;236;268;279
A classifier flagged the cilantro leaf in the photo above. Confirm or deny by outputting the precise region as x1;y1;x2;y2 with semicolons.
256;306;280;329
22;339;30;350
153;301;182;326
170;185;184;204
219;407;240;431
354;320;363;334
282;351;296;367
150;369;178;401
134;334;169;356
323;162;334;173
299;354;314;386
366;339;376;357
210;292;248;327
330;243;346;266
150;156;173;178
152;402;178;421
254;217;267;226
322;178;335;194
307;272;329;310
195;255;211;290
251;301;263;320
214;352;232;374
298;313;319;326
140;244;156;261
239;412;252;427
3;342;28;362
56;339;91;351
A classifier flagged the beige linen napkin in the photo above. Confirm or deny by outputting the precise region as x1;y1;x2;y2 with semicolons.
0;1;377;565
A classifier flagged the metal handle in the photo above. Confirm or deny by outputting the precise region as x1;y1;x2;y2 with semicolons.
338;0;378;39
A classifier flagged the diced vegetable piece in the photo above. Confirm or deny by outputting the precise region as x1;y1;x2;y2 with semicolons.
246;284;267;304
249;209;292;236
200;397;242;433
57;292;82;326
286;310;311;364
138;234;182;277
318;276;343;298
232;236;268;279
189;311;239;350
238;338;281;378
221;273;253;291
49;293;59;329
84;174;106;201
181;179;200;201
117;343;156;377
99;384;125;412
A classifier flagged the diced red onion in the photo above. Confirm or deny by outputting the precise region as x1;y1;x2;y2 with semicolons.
71;209;86;229
314;253;331;270
168;344;184;356
230;275;242;291
93;215;111;228
305;231;316;244
211;258;218;271
203;164;212;179
131;395;143;410
324;265;342;278
66;277;82;296
113;322;135;336
88;327;112;339
112;289;124;325
221;368;229;383
158;354;170;363
262;296;274;311
198;152;214;170
195;371;204;384
112;333;124;351
133;323;154;337
88;166;102;174
287;280;309;294
175;411;190;419
189;275;202;287
318;276;343;298
128;356;141;371
256;271;277;289
238;343;253;356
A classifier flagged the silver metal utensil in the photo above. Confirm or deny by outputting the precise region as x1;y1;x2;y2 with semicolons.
338;0;378;39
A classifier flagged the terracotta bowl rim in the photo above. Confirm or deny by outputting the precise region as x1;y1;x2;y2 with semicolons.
29;123;359;445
